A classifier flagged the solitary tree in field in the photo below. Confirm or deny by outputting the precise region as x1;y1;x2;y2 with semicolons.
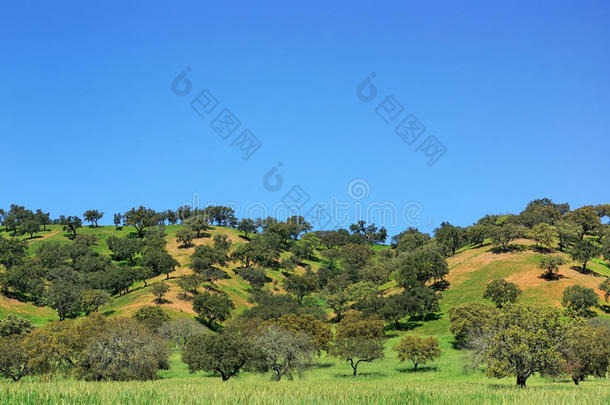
151;282;170;303
483;279;521;308
481;304;569;388
570;239;601;273
182;329;252;381
176;227;196;248
83;210;104;227
61;216;82;239
394;335;441;371
184;215;209;238
538;255;566;280
330;312;386;376
113;213;122;230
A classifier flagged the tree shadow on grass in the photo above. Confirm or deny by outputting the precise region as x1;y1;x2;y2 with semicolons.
599;303;610;314
538;273;566;281
333;372;387;378
491;245;527;254
396;366;439;373
570;265;598;276
309;362;334;369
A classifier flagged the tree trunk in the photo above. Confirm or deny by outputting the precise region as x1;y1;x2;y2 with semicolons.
582;261;588;272
516;375;527;388
413;362;418;371
572;376;579;385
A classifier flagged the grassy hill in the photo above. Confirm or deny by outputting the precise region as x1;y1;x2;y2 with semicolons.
2;225;608;332
1;224;609;404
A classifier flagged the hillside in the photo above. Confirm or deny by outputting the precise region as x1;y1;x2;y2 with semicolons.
2;224;608;332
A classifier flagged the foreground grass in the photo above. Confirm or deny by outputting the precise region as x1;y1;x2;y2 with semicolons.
1;335;608;405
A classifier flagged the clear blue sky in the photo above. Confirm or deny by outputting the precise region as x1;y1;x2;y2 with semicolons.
1;1;609;237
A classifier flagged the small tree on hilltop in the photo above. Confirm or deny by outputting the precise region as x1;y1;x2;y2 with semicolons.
482;279;521;308
176;227;196;248
83;210;104;227
394;335;441;371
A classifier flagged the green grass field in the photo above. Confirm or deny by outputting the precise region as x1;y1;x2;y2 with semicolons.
1;225;609;403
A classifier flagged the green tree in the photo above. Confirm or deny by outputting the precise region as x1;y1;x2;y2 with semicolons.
448;303;497;348
83;210;104;227
254;325;314;381
151;282;170;303
556;220;582;252
481;304;570;388
282;270;318;303
183;215;209;238
182;329;253;381
0;335;29;381
45;279;82;320
133;305;169;331
0;236;28;270
392;227;431;251
141;247;179;279
490;224;523;251
213;234;232;252
0;315;34;337
191;245;229;283
394;335;441;371
235;267;268;289
330;312;386;376
568;206;600;239
78;318;169;381
106;236;142;264
177;274;203;298
35;209;51;231
466;224;489;247
176;227;196;248
561;323;610;385
61;216;82;239
80;289;111;315
267;314;331;353
561;285;598;317
434;222;465;255
113;213;122;229
527;223;557;249
123;206;158;238
238;218;257;238
538;255;566;280
395;248;449;288
193;292;235;326
482;279;521;308
158;318;205;350
599;277;610;302
570;239;601;273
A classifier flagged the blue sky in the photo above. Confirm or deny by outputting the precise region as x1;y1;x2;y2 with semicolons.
1;1;609;237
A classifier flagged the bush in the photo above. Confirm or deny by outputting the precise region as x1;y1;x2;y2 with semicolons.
133;306;169;331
